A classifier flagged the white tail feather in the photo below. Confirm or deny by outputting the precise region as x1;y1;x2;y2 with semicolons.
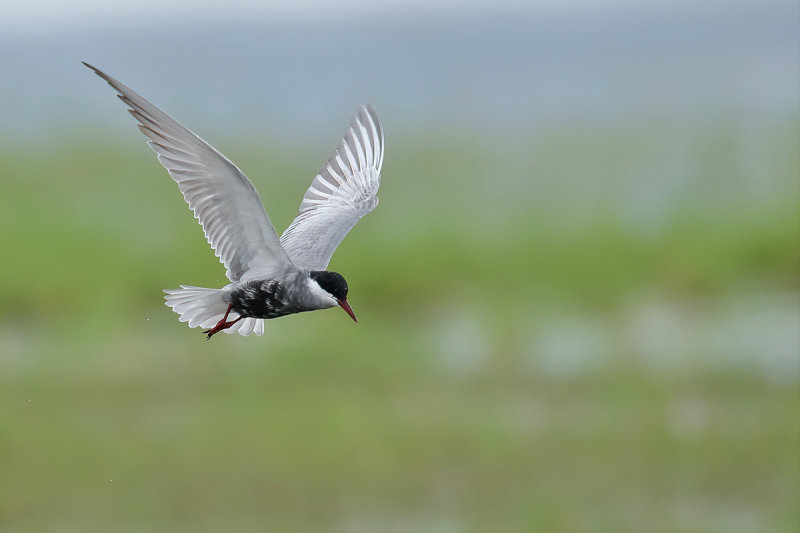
163;285;264;336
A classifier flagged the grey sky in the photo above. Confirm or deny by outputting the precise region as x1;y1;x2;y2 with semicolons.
1;0;764;31
1;0;795;143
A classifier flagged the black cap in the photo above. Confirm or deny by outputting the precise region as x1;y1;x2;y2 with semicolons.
309;271;349;301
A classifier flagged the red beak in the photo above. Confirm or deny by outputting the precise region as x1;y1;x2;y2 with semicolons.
338;299;357;323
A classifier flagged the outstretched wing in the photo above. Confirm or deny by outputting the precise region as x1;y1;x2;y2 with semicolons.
85;62;293;282
280;105;384;271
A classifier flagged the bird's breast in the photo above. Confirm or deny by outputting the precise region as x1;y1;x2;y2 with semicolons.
228;279;302;319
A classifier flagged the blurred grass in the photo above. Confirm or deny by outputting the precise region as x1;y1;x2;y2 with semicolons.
0;116;798;532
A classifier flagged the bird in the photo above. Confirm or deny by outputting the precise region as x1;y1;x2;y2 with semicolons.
84;62;384;339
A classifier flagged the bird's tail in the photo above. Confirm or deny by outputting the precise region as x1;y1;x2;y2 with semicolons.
163;285;264;336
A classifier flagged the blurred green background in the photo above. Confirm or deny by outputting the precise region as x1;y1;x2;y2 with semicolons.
1;2;798;532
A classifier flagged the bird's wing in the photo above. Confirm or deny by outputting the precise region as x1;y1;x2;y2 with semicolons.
279;105;384;271
85;62;293;282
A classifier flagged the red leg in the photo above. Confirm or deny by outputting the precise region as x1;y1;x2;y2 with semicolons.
203;305;244;340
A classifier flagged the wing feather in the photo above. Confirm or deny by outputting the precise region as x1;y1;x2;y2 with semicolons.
85;62;293;282
280;105;384;271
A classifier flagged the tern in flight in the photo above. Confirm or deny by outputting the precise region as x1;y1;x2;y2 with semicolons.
85;63;384;338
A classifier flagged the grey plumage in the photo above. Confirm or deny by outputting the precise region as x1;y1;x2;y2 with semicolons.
280;105;384;271
85;62;383;336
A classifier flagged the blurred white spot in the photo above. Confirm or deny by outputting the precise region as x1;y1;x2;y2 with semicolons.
427;310;489;376
525;315;612;379
707;292;800;383
626;292;800;382
0;326;45;375
625;298;696;374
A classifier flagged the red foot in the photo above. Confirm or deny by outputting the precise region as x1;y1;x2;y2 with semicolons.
203;304;243;340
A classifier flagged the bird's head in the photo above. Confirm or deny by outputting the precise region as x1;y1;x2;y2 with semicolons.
309;271;357;322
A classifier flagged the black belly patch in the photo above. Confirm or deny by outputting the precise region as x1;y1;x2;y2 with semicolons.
228;280;300;319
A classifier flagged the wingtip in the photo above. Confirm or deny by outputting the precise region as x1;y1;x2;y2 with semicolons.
82;62;118;88
359;103;379;119
359;104;381;129
356;104;383;158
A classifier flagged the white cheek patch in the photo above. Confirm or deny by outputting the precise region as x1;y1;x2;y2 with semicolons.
307;278;338;306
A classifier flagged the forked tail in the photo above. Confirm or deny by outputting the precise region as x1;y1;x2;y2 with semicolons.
163;285;264;336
